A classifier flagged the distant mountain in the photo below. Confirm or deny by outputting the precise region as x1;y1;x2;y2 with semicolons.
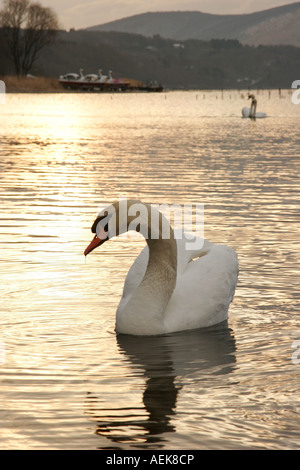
86;3;300;47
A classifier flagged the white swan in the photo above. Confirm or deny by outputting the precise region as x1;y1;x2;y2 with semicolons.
84;200;239;336
242;107;267;119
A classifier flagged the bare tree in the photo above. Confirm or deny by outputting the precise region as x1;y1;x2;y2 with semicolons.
0;0;59;76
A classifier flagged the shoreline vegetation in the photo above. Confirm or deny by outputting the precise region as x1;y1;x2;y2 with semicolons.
1;75;63;93
0;75;157;93
0;75;292;94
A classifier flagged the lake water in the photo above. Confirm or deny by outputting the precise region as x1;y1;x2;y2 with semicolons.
0;90;299;450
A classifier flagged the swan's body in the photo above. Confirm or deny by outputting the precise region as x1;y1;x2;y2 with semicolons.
84;200;238;336
242;107;267;119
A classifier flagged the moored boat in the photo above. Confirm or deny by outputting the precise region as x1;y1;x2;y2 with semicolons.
58;69;163;92
59;69;130;91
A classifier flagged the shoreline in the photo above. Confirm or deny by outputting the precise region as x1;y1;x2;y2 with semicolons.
0;75;291;94
1;75;65;93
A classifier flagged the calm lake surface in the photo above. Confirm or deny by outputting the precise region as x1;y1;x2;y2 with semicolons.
0;90;299;449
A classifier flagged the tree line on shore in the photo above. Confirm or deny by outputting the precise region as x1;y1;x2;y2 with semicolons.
1;0;300;89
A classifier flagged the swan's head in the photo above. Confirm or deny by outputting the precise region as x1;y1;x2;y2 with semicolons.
83;211;111;256
84;199;159;256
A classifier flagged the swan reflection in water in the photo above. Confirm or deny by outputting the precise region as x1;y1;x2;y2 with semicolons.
84;322;236;448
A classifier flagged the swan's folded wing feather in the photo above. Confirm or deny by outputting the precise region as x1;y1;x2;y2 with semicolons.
175;233;213;274
164;244;238;332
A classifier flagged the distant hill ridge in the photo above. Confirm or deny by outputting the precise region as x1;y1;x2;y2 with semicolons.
86;2;300;46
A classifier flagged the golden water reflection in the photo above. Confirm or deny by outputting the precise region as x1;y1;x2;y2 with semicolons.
0;91;299;449
85;324;236;448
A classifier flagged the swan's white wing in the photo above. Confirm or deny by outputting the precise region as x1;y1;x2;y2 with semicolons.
175;231;213;275
164;244;238;333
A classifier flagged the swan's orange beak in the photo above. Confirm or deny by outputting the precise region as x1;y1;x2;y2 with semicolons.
84;234;104;256
84;225;108;256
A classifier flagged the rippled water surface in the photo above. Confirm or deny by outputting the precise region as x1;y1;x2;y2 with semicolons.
0;91;299;449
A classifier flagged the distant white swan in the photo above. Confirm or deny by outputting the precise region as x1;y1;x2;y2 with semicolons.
84;200;239;336
242;107;267;119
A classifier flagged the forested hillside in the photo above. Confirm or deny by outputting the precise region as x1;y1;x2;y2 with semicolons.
1;29;299;89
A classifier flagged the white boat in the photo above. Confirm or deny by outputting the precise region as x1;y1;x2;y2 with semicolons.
242;107;267;119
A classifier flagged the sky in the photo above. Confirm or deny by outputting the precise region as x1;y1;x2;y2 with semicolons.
1;0;298;29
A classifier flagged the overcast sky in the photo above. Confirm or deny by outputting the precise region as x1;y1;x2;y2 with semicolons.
3;0;298;29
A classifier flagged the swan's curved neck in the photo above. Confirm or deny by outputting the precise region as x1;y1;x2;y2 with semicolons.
116;212;177;335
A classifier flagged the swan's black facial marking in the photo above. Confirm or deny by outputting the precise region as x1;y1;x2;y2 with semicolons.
91;215;107;233
91;211;114;243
